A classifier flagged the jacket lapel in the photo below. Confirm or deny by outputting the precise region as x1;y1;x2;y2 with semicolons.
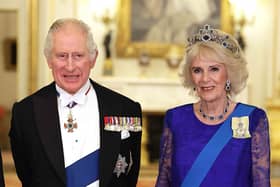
32;81;121;186
33;83;66;184
92;81;121;187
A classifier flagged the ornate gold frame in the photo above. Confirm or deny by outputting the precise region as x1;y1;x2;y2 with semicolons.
29;0;38;93
116;0;233;58
28;0;39;93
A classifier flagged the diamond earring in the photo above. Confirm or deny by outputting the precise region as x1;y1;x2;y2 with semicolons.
225;80;231;91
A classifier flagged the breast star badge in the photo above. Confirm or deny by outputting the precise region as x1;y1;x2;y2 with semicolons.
113;154;128;177
231;116;251;138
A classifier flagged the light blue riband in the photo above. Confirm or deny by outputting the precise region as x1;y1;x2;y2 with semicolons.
66;149;99;187
181;104;255;187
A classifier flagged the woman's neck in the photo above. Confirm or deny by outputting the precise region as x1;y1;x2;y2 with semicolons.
198;96;231;122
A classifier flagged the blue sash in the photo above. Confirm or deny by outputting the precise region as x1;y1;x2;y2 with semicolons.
181;104;255;187
66;150;99;187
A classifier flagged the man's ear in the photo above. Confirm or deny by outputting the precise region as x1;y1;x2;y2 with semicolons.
90;50;98;68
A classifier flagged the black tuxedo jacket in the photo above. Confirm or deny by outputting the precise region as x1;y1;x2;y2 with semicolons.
9;80;142;187
0;150;4;187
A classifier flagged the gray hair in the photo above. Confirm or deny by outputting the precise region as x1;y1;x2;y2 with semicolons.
43;18;98;60
181;29;248;97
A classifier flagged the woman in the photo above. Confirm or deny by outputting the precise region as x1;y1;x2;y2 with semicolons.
155;24;270;187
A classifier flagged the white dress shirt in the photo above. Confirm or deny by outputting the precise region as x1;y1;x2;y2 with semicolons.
56;80;100;187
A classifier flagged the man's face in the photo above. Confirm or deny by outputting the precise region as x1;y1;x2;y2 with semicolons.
47;23;96;94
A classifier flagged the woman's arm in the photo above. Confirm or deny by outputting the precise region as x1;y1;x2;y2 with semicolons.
155;123;173;187
251;109;271;187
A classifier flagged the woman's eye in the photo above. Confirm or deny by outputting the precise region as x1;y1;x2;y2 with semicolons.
192;68;201;73
210;67;219;72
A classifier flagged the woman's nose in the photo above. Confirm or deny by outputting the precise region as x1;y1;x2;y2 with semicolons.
202;72;209;82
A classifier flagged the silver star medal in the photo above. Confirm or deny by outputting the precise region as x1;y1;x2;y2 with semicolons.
113;154;128;177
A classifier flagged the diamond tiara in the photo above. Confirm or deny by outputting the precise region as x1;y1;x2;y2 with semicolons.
187;24;240;54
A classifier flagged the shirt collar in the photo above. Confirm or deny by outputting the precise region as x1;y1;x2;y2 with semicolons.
56;80;91;107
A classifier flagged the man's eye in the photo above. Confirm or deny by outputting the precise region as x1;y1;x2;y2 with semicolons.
73;54;84;60
56;53;67;59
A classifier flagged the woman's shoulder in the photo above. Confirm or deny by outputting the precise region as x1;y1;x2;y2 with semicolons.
167;103;193;112
164;104;194;129
237;102;266;113
237;103;269;132
236;102;267;120
166;103;193;115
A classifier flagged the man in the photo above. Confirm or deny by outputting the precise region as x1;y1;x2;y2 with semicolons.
9;18;142;187
0;150;4;186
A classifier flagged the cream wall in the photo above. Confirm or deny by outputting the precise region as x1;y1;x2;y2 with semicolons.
0;0;29;108
0;11;17;109
271;0;280;98
244;0;276;106
37;0;77;90
0;0;278;109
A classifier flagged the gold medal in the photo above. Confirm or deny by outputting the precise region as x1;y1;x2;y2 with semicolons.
59;85;91;133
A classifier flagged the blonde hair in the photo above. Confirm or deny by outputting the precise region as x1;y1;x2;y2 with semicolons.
181;29;248;97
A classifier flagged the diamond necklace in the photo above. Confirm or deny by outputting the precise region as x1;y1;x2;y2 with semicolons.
199;98;230;121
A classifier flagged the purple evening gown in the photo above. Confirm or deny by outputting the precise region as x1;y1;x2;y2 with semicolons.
155;103;270;187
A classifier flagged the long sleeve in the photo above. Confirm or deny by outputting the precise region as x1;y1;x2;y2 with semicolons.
155;120;173;187
251;110;270;187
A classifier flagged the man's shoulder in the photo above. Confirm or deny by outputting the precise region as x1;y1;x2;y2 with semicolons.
16;82;55;105
91;80;139;105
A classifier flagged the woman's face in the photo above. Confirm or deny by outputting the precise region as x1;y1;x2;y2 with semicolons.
190;56;228;102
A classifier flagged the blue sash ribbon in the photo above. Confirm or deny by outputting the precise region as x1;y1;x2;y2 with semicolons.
181;104;255;187
66;150;99;187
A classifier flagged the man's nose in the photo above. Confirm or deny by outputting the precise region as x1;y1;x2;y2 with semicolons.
65;56;75;71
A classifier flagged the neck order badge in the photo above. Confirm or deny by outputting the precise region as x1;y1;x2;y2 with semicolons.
63;86;91;133
64;101;78;133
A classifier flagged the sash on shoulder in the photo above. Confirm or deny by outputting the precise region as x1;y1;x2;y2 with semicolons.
181;104;255;187
66;149;99;187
